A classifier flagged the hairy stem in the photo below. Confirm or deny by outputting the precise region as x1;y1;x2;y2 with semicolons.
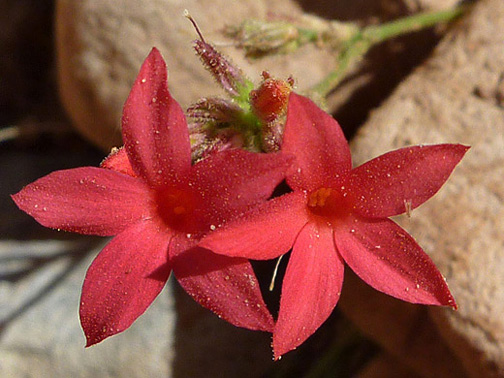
311;5;466;97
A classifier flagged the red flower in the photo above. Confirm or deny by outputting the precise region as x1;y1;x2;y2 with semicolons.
200;93;469;358
12;48;292;346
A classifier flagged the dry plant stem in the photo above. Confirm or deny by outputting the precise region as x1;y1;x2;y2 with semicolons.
311;6;467;98
269;254;284;291
0;122;70;144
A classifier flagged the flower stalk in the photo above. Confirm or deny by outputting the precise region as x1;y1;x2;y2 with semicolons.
311;5;467;97
224;6;467;98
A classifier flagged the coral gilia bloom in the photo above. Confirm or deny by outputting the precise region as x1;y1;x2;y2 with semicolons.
12;48;292;346
200;93;469;358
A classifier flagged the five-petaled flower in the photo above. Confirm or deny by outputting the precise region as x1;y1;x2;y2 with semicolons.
200;93;469;358
12;48;293;346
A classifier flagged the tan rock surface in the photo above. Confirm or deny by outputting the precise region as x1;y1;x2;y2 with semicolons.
55;0;460;150
0;239;176;378
341;0;504;377
340;272;468;377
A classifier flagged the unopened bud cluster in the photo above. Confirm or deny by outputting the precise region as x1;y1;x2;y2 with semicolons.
224;15;359;58
187;32;294;159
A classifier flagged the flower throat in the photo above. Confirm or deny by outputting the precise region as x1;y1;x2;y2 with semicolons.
307;187;352;218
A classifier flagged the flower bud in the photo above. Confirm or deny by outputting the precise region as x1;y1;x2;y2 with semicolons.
185;10;253;100
187;97;243;124
224;19;301;58
189;124;244;162
250;72;293;123
187;97;247;161
193;40;252;99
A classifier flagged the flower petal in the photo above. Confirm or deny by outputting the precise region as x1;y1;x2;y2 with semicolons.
191;149;293;224
122;48;191;186
101;147;136;177
334;217;456;308
11;167;151;236
171;238;274;332
273;222;344;359
282;93;351;191
348;144;469;218
199;192;308;260
80;220;172;346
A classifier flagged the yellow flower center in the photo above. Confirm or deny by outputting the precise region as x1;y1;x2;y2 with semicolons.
307;187;352;219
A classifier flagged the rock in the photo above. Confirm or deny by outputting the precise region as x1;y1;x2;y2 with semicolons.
55;0;459;150
341;0;504;377
340;272;468;377
0;239;175;377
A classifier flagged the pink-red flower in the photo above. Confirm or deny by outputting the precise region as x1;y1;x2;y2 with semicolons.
200;93;469;358
12;48;292;346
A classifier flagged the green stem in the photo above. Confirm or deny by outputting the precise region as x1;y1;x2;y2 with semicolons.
311;5;466;97
311;33;370;98
364;6;465;43
297;27;320;44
